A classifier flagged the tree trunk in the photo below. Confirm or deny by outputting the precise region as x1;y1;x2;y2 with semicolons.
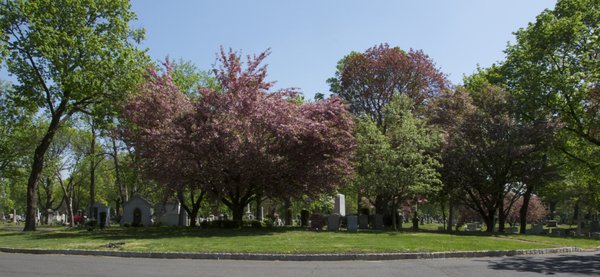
549;201;556;220
440;199;446;230
177;190;192;227
284;198;292;226
178;206;185;227
519;187;533;234
24;109;64;231
573;203;579;226
575;202;583;236
484;213;495;232
88;122;96;219
412;200;419;231
357;191;361;215
66;197;74;227
498;198;506;233
221;186;254;228
447;201;454;232
392;198;398;231
230;201;245;227
43;177;53;225
178;189;205;227
374;194;387;215
111;137;127;215
254;195;262;221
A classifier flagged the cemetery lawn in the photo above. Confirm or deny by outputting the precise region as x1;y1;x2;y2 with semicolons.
0;227;599;254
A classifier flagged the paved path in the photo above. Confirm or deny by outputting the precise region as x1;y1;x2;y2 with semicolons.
1;252;599;276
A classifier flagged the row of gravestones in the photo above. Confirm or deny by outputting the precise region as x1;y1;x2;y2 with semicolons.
300;194;385;231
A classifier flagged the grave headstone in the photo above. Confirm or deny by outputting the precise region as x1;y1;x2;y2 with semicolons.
591;220;600;233
529;223;544;235
310;214;324;230
346;215;358;232
358;214;369;229
374;214;384;229
552;228;564;236
157;202;186;226
300;210;310;227
467;223;478;232
334;194;345;216
328;214;341;231
505;226;519;234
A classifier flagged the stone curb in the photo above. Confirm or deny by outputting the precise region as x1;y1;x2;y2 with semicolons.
0;247;584;261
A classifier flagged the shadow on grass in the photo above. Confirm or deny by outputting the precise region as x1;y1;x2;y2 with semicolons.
487;253;600;275
24;226;311;241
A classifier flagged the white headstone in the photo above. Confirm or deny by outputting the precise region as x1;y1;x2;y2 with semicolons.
334;194;345;216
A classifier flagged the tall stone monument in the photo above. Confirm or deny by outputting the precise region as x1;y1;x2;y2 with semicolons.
334;194;345;216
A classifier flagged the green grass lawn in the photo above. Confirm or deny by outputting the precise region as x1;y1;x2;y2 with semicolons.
0;226;598;254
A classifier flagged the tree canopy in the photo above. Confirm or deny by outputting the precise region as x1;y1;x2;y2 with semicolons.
0;0;147;230
123;49;355;226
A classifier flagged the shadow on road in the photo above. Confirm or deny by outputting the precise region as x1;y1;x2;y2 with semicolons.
488;253;600;275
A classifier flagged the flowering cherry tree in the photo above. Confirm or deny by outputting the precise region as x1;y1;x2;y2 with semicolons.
123;49;355;226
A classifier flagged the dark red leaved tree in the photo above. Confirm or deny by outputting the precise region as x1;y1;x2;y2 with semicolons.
123;49;355;226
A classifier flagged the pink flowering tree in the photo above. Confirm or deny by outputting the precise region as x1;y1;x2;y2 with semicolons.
123;49;355;226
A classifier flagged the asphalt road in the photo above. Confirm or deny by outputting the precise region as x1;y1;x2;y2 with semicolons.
1;252;599;277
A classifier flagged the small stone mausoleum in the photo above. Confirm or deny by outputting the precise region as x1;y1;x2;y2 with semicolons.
121;194;153;227
92;202;111;228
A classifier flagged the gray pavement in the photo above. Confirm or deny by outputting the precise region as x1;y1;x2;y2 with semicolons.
0;252;599;277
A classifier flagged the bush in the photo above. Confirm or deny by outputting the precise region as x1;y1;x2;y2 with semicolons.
200;220;210;229
123;223;131;227
84;219;97;231
361;208;370;215
263;219;274;228
250;220;263;228
221;220;240;229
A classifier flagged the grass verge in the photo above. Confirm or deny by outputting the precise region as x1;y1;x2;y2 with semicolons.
0;226;598;254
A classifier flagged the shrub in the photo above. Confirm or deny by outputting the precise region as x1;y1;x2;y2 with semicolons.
221;220;240;229
263;219;274;228
84;219;97;231
250;220;263;228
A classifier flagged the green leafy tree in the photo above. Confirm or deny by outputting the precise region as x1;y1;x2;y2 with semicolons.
355;94;441;230
502;0;600;175
436;85;556;232
0;0;147;231
169;59;220;98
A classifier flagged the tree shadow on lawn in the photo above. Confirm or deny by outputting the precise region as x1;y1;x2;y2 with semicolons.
26;226;312;241
487;253;600;275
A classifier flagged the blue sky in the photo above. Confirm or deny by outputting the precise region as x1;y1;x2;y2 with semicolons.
130;0;556;99
3;1;558;100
